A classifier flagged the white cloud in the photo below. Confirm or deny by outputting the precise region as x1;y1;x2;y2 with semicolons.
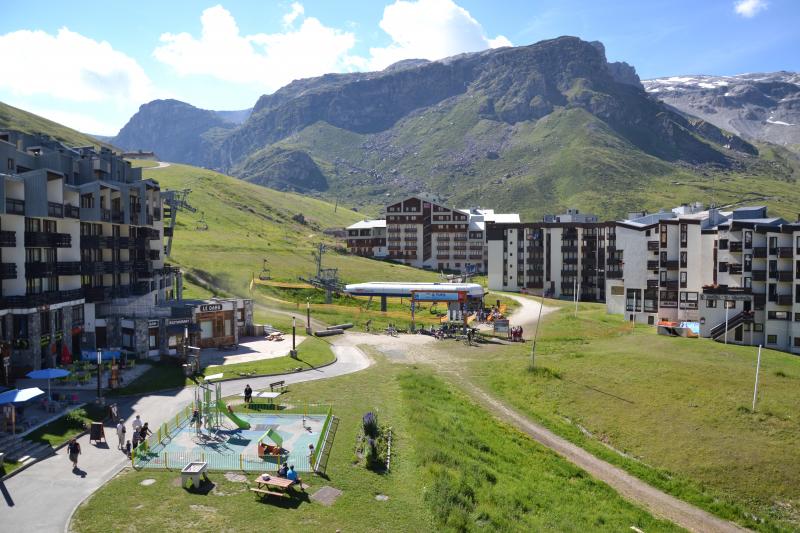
282;2;305;26
0;27;154;104
368;0;512;70
734;0;768;17
153;4;361;92
27;106;120;136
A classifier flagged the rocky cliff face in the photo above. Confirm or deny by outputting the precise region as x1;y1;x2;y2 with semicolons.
112;99;248;165
644;72;800;151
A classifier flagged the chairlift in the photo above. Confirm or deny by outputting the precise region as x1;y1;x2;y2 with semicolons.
196;211;208;231
258;258;271;281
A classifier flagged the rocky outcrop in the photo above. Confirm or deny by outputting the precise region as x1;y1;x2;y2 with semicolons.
236;148;328;191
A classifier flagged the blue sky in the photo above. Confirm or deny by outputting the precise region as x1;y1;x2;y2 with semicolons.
0;0;797;135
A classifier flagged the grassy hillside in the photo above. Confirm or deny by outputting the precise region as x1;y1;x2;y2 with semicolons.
0;101;112;149
269;101;800;221
141;162;439;299
466;299;800;531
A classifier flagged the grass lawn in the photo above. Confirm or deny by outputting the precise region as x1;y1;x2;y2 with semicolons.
24;403;107;448
200;336;336;381
108;361;190;396
467;298;800;532
72;356;677;532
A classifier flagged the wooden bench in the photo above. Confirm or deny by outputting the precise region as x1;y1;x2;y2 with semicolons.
269;380;286;391
250;487;285;499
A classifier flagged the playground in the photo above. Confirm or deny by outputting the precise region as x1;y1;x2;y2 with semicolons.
133;381;332;473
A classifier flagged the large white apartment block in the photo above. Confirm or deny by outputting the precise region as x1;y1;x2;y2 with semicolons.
487;203;800;356
346;196;519;273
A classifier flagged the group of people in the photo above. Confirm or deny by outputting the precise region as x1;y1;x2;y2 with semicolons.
67;414;153;471
276;462;302;489
508;325;524;342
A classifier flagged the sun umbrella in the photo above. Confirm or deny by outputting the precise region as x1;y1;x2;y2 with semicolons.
26;368;70;400
0;387;45;405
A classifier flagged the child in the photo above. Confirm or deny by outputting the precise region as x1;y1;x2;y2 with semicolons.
124;440;132;458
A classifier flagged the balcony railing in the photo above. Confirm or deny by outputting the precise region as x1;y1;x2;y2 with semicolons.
729;264;743;275
776;294;793;306
5;198;24;215
777;247;793;258
0;262;17;280
101;208;111;222
561;245;578;253
111;210;124;224
647;260;659;270
24;231;71;248
647;241;659;251
662;260;679;270
47;202;63;218
729;242;743;252
775;271;793;282
752;270;766;281
606;271;623;279
753;247;767;258
64;204;80;219
0;230;16;247
82;262;106;275
56;261;82;276
84;286;112;303
660;280;679;290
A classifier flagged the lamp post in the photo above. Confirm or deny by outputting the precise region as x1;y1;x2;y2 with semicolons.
290;316;298;359
306;297;311;334
96;347;103;404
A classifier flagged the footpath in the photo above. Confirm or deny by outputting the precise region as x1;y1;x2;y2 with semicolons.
0;342;370;532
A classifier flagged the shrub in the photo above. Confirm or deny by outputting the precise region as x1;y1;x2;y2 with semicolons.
363;411;379;438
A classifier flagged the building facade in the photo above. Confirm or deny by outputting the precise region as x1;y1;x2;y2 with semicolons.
487;204;800;355
0;131;184;377
346;195;519;273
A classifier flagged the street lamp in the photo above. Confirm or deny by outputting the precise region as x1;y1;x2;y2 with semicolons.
306;297;311;335
96;347;103;404
290;316;298;359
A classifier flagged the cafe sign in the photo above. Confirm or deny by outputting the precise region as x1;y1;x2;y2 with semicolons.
199;304;223;312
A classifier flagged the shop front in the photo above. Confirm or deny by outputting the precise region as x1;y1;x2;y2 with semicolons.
194;302;235;349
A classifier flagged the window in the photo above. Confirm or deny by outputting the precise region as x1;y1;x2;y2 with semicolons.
680;271;687;288
80;194;94;209
744;254;752;272
680;224;687;247
767;334;777;344
718;262;728;273
25;217;40;232
796;313;800;322
744;277;751;289
768;311;789;320
122;328;135;349
754;324;763;332
794;337;800;348
13;315;28;339
744;231;752;249
660;225;667;246
626;289;642;312
680;251;687;268
706;299;717;308
769;236;777;254
725;300;736;309
40;311;51;335
72;305;84;324
200;321;213;339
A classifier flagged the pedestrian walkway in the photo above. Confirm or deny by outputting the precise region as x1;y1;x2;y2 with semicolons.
0;340;371;532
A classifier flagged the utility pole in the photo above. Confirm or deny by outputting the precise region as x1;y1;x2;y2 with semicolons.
290;316;298;358
530;292;545;370
724;302;730;344
306;297;312;334
96;348;103;405
752;345;762;411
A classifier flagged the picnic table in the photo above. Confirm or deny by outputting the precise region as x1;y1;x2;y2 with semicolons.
250;474;299;499
181;461;209;488
243;391;281;408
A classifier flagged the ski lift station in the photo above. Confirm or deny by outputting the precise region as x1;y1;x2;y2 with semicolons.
344;282;485;320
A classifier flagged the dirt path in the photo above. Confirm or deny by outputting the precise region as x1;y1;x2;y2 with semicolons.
439;293;748;533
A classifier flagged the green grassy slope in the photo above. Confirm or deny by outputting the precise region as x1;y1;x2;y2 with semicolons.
144;163;439;298
0;101;112;149
267;99;800;220
468;300;800;531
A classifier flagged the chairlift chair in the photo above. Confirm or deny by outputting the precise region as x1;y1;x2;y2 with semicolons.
195;211;208;231
258;258;271;281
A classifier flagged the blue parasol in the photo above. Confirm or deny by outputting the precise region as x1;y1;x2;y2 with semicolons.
0;387;45;405
27;368;71;399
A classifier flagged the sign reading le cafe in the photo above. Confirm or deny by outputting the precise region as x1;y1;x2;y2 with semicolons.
199;303;223;312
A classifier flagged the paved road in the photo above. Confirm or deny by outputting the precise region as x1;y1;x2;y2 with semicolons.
0;338;370;533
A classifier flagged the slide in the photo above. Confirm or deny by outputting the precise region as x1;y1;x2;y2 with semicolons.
216;400;251;430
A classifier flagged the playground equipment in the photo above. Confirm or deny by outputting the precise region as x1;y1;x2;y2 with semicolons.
257;427;285;458
193;380;251;435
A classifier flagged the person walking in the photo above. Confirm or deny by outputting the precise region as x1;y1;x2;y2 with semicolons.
132;414;143;434
244;384;252;405
67;438;81;470
116;418;126;450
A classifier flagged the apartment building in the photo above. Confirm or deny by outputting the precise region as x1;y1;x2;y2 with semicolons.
346;195;519;273
0;131;183;377
487;202;800;355
486;210;614;301
345;220;387;257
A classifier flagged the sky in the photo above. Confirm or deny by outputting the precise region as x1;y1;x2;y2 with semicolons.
0;0;797;136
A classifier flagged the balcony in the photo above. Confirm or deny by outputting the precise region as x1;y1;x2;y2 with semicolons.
24;231;71;248
84;287;112;303
729;264;743;275
0;262;17;280
101;208;111;222
5;198;24;215
777;247;793;258
148;249;161;261
754;294;766;309
729;242;743;252
662;260;679;270
606;271;623;279
47;202;63;218
0;230;16;247
82;262;106;275
752;270;767;281
661;300;678;308
469;254;483;260
647;241;659;251
774;270;793;282
607;258;622;266
679;301;699;310
162;227;173;238
436;255;449;260
776;294;793;306
647;260;659;270
5;289;83;308
561;269;578;277
56;261;82;275
111;210;124;224
561;245;578;253
647;279;659;289
753;247;767;258
563;257;578;265
660;280;679;290
453;236;468;242
64;204;80;219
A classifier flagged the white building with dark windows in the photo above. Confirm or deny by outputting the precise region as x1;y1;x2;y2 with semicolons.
346;196;519;274
487;203;800;355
